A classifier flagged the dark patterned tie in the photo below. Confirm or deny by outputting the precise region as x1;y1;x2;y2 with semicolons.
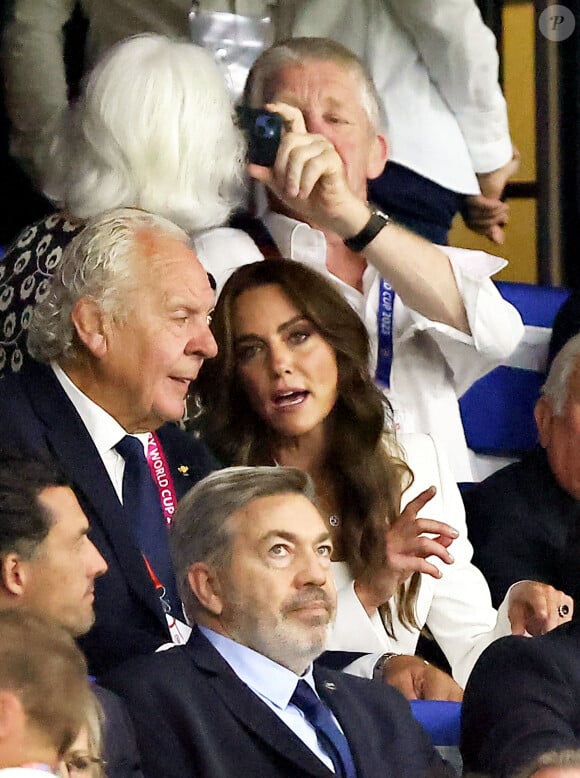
290;679;357;778
115;435;180;617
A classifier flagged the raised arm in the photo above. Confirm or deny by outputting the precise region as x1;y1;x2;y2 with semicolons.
2;0;76;183
250;101;470;333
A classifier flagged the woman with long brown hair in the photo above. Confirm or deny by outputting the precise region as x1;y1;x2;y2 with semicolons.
195;259;570;694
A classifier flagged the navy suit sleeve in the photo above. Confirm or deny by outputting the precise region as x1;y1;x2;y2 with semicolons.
461;634;580;777
462;481;522;607
463;470;559;608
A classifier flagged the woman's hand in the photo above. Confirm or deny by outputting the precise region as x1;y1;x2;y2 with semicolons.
381;655;463;701
354;487;458;614
507;580;574;635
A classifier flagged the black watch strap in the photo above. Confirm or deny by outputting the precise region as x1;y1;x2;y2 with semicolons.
344;208;390;252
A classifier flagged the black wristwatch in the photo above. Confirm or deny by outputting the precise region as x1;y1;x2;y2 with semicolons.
343;206;390;252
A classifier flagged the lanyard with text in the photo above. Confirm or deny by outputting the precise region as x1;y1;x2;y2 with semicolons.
376;278;395;388
144;433;190;644
146;432;177;526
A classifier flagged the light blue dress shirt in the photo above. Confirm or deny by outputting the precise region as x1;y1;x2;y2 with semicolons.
199;626;340;772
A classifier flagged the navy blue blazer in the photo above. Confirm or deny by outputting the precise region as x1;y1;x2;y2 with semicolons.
463;447;580;607
103;627;456;778
0;360;218;676
461;619;580;777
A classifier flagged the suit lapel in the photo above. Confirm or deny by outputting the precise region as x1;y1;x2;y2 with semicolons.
187;631;334;777
156;426;199;500
23;362;166;623
156;424;218;500
315;666;379;776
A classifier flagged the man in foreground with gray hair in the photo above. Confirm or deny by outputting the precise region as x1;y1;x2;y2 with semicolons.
0;207;218;676
104;465;456;778
463;332;580;608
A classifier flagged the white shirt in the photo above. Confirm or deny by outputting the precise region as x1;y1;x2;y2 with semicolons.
199;626;338;771
51;362;148;502
276;0;513;193
52;362;193;645
331;433;513;689
194;216;524;482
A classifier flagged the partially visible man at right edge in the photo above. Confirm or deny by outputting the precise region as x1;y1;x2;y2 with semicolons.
463;333;580;608
461;334;580;777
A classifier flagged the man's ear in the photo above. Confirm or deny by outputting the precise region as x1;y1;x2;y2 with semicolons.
0;690;25;741
187;562;224;616
71;297;108;359
0;553;28;598
534;396;554;448
367;132;388;181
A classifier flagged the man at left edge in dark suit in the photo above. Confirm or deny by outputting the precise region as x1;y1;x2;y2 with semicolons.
0;207;219;676
104;465;456;778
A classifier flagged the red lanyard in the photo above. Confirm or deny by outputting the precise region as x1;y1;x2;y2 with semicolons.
145;432;177;526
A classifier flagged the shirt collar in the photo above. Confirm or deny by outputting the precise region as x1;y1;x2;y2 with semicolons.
262;210;327;272
51;362;149;455
199;626;316;710
262;209;378;297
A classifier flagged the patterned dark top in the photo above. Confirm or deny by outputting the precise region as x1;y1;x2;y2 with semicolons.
0;212;83;376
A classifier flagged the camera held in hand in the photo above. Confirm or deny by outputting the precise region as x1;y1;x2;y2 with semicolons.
236;106;283;167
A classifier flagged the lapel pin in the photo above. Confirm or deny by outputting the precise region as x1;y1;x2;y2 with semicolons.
177;465;190;476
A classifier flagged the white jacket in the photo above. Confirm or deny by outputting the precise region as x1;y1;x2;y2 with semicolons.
329;433;512;689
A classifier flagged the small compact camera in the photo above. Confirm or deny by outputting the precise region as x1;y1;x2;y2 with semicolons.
236;106;283;167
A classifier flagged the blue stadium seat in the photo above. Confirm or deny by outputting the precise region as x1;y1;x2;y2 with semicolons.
410;700;463;772
460;282;570;475
410;700;461;746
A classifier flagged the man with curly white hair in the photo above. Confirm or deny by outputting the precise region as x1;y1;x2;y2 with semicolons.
0;207;219;676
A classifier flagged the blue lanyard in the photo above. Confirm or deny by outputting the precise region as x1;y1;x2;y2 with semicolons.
376;278;395;388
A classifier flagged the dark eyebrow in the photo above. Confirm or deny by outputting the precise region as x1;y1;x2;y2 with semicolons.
260;529;332;545
234;315;309;344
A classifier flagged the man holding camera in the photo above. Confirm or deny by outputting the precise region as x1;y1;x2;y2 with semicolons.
213;37;524;484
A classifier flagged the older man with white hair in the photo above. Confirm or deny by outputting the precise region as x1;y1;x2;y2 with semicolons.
0;207;219;676
464;332;580;609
